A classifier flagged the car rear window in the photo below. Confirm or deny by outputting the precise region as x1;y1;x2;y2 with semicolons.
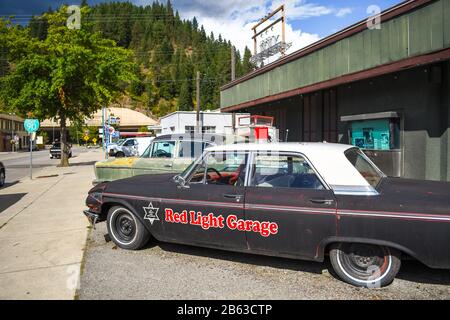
345;148;383;188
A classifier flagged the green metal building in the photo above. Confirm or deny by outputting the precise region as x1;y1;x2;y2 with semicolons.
220;0;450;181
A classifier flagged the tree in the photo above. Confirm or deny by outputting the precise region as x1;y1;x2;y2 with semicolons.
178;81;193;111
242;46;255;75
0;6;136;166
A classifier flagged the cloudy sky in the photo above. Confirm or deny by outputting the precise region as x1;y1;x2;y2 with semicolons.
1;0;401;55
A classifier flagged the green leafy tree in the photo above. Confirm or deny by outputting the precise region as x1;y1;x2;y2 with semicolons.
0;6;136;166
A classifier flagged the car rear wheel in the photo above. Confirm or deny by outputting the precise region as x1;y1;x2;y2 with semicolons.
329;243;401;288
0;170;5;187
115;152;125;158
107;206;150;250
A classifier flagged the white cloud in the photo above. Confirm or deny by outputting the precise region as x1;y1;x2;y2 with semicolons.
173;0;349;58
335;8;352;18
270;0;333;20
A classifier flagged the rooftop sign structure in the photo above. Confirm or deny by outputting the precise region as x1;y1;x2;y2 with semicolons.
250;4;292;67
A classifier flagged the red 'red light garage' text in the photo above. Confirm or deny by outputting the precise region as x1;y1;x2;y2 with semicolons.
164;208;278;238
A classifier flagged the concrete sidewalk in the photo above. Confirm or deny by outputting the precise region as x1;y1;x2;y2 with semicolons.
0;149;103;299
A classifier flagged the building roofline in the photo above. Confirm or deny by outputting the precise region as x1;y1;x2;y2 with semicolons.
220;0;434;92
221;47;450;112
0;113;25;122
159;110;249;120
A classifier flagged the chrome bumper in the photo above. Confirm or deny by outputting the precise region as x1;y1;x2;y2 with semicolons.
83;210;100;229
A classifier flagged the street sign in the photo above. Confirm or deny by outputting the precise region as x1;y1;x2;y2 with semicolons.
24;119;40;181
109;117;121;125
24;119;40;133
108;126;115;135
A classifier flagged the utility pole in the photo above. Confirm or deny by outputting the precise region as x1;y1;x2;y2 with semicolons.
196;71;201;134
9;112;14;152
102;106;108;159
231;46;236;81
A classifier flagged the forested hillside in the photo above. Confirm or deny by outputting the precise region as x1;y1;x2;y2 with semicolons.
27;0;254;118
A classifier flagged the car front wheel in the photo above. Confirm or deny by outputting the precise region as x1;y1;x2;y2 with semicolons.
106;206;150;250
329;243;401;288
0;170;5;187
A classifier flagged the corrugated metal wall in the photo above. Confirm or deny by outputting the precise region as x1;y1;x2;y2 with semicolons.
221;0;450;109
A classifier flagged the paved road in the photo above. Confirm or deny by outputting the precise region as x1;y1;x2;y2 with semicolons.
0;146;90;186
79;223;450;300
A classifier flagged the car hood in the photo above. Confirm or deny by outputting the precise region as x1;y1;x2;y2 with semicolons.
378;177;450;214
103;173;176;196
95;157;139;168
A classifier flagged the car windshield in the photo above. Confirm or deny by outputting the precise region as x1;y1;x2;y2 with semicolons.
52;143;61;148
345;148;384;188
179;159;198;180
141;144;152;158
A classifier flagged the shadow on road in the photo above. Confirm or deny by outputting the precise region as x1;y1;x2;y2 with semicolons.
142;240;450;286
150;241;326;275
0;193;27;214
0;181;20;190
64;161;97;167
397;260;450;285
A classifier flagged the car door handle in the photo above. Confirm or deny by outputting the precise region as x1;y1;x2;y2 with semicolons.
223;194;244;201
309;198;334;205
164;164;173;168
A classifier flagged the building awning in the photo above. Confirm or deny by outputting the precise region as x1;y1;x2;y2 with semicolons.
340;111;400;122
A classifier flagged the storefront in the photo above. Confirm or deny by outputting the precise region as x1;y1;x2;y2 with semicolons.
0;113;27;152
221;0;450;181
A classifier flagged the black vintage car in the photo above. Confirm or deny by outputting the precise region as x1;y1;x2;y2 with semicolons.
84;143;450;287
0;161;5;187
50;142;72;159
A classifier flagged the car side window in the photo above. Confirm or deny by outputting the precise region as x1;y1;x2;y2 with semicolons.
189;152;248;187
151;141;175;158
250;153;324;190
123;140;135;147
178;141;210;158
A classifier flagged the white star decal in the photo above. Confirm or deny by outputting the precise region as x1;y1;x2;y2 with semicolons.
143;202;160;225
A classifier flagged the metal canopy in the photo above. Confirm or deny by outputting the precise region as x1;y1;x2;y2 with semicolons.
340;111;400;122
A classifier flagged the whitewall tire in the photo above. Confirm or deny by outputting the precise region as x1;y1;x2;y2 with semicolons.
106;206;150;250
329;243;401;288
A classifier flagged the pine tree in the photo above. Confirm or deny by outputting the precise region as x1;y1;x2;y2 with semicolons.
242;46;255;74
59;2;251;117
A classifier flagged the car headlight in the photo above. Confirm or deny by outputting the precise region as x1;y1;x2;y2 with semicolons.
89;192;103;203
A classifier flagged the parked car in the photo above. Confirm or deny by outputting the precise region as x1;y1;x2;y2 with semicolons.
93;134;244;185
50;142;72;159
106;139;125;156
0;162;5;187
109;137;154;158
84;142;450;288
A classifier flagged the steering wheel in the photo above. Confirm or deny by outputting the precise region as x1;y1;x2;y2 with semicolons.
155;149;171;158
206;168;223;182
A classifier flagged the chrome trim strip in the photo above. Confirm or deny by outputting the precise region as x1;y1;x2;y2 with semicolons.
338;211;450;222
103;193;243;209
331;185;379;196
246;204;335;215
104;193;336;213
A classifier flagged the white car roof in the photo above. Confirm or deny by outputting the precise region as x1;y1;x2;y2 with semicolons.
206;142;374;189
